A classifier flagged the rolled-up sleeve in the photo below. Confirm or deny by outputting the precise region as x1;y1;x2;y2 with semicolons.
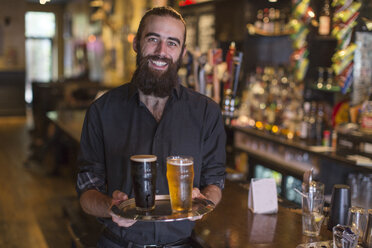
200;104;226;190
76;104;107;197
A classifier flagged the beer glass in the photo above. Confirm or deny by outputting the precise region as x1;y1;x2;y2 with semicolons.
166;156;194;213
130;155;157;211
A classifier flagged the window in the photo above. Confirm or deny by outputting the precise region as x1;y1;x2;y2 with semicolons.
25;11;56;103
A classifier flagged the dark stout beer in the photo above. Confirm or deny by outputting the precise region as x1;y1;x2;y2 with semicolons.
130;155;157;211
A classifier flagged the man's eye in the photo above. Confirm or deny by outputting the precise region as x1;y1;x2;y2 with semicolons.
148;37;158;43
168;41;177;47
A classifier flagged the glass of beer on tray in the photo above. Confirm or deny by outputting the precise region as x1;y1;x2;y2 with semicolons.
166;156;194;213
130;155;157;211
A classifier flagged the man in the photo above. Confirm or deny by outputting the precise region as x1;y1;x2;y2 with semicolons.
76;6;226;248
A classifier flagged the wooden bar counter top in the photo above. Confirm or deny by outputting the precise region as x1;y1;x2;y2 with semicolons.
194;180;333;248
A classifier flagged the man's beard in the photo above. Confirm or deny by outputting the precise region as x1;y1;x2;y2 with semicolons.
132;54;181;98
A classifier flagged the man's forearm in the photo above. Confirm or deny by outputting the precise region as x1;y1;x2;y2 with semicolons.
80;189;112;218
201;184;222;206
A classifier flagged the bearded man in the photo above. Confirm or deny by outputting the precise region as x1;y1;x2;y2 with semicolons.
76;6;226;248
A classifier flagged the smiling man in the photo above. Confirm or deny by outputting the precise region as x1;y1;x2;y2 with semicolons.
76;6;226;248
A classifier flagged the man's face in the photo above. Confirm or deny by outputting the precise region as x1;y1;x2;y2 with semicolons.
135;15;186;71
132;15;186;97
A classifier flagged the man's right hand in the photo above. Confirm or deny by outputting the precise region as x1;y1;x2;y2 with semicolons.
109;190;137;227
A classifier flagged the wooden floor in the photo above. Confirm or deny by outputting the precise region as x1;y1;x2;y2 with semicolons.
0;116;77;248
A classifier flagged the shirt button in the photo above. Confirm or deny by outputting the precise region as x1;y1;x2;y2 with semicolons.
156;190;159;194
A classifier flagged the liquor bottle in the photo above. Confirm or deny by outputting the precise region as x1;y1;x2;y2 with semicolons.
317;67;324;89
262;8;270;33
268;8;276;33
308;101;318;144
300;102;311;139
325;67;333;90
279;9;287;33
255;9;263;30
318;0;331;35
274;9;281;34
360;94;372;134
224;42;236;91
315;103;325;146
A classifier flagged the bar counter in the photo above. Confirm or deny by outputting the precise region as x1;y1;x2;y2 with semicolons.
194;180;332;248
233;126;372;173
45;110;337;247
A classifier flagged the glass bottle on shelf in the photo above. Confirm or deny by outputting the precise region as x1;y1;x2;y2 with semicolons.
262;8;270;33
317;67;325;89
255;9;263;30
315;103;325;146
325;67;334;90
300;102;311;139
308;101;318;143
318;0;331;36
268;8;276;33
274;9;281;34
360;95;372;134
279;9;287;33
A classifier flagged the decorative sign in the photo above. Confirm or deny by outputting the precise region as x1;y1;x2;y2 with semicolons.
248;178;278;214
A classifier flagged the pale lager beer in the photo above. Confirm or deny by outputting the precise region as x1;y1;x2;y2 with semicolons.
166;156;194;213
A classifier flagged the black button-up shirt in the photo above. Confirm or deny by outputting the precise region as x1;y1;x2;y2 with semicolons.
76;82;226;245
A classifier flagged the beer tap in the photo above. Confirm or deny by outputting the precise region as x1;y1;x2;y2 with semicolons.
222;50;243;125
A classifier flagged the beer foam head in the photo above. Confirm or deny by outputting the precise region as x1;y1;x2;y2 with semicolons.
130;154;157;162
167;156;193;166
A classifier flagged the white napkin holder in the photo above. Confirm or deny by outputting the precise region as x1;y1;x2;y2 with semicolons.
248;178;278;214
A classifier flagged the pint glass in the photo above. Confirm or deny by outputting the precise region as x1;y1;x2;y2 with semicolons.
130;155;157;211
166;156;194;213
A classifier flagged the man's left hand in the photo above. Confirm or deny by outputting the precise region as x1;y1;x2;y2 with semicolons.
192;187;206;200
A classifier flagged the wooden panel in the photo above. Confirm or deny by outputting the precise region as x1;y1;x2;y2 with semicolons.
0;71;26;116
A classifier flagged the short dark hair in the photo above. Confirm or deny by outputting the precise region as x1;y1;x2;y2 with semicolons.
135;6;187;52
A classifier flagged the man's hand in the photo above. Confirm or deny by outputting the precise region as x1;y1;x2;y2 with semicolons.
190;188;207;221
109;190;137;227
192;185;222;206
192;187;207;200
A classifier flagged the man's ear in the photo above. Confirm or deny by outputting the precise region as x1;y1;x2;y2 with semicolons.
133;37;138;53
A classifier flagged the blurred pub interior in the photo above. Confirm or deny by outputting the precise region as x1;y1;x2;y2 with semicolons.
0;0;372;247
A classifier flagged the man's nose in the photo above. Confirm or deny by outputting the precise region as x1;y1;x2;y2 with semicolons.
154;41;167;56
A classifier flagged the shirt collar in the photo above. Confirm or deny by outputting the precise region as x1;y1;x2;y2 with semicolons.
127;79;181;100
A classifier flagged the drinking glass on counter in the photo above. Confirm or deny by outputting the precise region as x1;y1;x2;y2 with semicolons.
333;224;359;248
347;173;372;210
166;156;194;213
302;181;325;237
347;206;367;244
363;209;372;248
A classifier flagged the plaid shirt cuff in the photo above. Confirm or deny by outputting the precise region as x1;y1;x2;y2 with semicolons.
76;171;105;197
